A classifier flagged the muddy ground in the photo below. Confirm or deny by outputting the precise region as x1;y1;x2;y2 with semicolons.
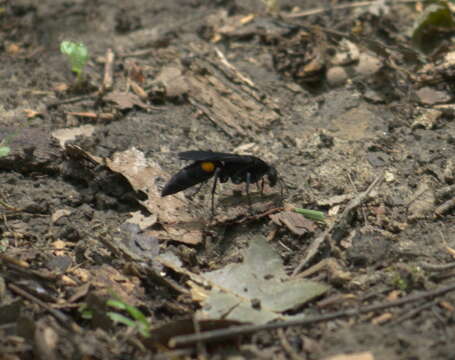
1;0;455;359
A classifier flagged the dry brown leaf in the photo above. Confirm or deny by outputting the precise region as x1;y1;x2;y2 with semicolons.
52;125;95;147
6;43;21;55
446;246;455;259
90;265;144;306
23;109;43;119
53;83;69;92
104;91;149;110
130;81;148;100
439;300;455;312
416;87;450;105
61;275;78;286
407;181;435;220
269;210;317;235
126;60;145;84
65;146;204;245
51;209;72;223
105;148;204;245
66;112;114;121
71;268;90;282
323;352;375;360
371;312;392;325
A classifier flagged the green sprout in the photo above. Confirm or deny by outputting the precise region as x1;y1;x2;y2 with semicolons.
293;207;325;222
0;133;15;158
411;0;455;53
0;145;10;158
60;41;89;81
78;303;93;320
106;298;151;338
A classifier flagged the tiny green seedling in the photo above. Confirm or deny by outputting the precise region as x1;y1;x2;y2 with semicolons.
60;40;89;82
293;207;325;222
0;133;15;158
0;145;10;158
106;298;151;338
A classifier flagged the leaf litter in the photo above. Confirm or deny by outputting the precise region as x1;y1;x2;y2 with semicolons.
165;236;329;324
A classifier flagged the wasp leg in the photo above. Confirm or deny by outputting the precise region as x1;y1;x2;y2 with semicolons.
210;167;221;217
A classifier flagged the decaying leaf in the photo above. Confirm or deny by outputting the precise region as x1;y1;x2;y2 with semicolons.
185;236;329;324
64;146;204;244
23;109;43;119
269;210;317;235
105;148;204;245
411;109;442;129
416;87;450;105
52;125;96;147
90;265;145;307
154;65;189;98
104;91;149;110
145;318;244;349
323;352;375;360
407;181;435;220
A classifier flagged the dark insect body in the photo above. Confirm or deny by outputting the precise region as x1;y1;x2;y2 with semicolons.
161;151;279;215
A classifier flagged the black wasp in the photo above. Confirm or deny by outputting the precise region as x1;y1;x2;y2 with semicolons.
161;151;279;215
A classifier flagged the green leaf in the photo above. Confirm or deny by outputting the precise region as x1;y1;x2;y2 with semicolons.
293;207;325;222
107;312;150;337
0;146;10;157
106;299;127;310
107;312;137;327
411;1;455;53
78;303;93;320
123;303;148;324
60;41;89;77
107;298;150;336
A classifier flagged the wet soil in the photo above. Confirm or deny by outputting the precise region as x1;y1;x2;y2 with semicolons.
1;0;454;359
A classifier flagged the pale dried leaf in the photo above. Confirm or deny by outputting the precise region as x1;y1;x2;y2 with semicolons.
189;236;329;324
104;91;149;110
52;125;95;147
323;352;375;360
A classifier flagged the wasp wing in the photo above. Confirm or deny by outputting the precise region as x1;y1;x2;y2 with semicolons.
178;151;253;163
161;162;215;196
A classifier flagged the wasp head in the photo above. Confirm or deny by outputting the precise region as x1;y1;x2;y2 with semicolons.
267;166;278;187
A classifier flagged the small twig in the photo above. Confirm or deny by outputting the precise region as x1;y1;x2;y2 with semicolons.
0;198;20;212
102;48;115;92
389;300;437;326
420;261;455;272
193;316;208;359
282;1;376;18
46;93;96;109
65;111;115;121
169;281;455;347
281;0;419;19
435;197;455;217
8;283;81;332
214;47;255;88
154;348;195;360
292;173;384;276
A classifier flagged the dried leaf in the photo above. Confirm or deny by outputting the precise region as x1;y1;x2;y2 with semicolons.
52;125;95;147
269;211;316;235
188;236;329;324
323;352;375;360
105;148;204;245
104;91;149;110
